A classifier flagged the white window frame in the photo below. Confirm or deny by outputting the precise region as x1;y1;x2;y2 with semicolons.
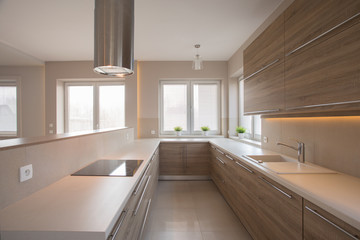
239;78;261;141
64;81;125;133
0;77;21;137
159;79;221;135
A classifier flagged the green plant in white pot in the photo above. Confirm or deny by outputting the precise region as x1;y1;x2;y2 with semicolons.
236;126;246;139
201;126;210;136
174;126;183;136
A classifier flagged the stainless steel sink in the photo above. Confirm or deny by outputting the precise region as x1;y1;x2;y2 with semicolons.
242;154;296;164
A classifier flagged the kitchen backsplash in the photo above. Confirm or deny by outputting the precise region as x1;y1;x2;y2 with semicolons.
262;117;360;178
0;128;134;210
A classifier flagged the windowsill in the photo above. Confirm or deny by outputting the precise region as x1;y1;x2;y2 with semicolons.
158;135;225;138
229;136;262;147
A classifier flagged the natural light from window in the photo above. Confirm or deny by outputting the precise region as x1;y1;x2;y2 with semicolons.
0;86;17;134
163;84;188;131
99;85;125;129
193;84;218;131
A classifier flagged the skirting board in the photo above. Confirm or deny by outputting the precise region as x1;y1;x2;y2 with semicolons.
159;175;212;181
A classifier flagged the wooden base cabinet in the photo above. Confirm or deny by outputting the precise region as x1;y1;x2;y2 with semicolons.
108;148;159;240
159;143;210;175
210;144;302;240
304;200;360;240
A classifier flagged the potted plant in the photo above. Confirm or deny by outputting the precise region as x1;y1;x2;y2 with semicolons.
201;126;210;136
174;126;183;136
236;126;246;139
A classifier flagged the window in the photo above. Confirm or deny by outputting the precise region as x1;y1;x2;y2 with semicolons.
0;78;19;137
239;79;261;141
160;80;220;135
65;82;125;133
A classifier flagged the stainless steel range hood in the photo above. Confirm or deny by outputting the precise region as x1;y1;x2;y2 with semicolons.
94;0;134;77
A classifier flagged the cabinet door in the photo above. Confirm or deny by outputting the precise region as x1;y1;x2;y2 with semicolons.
244;61;284;114
285;22;360;111
284;0;360;56
159;143;185;175
304;200;360;240
244;13;284;78
255;173;303;240
185;143;210;175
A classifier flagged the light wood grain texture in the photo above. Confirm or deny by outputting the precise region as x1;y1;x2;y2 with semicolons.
159;143;210;175
159;143;186;175
185;143;210;175
244;13;284;78
210;145;303;240
284;0;360;55
304;200;360;240
244;61;285;114
285;22;360;110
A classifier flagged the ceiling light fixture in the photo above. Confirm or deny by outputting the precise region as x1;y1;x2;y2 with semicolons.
192;44;203;70
93;0;134;77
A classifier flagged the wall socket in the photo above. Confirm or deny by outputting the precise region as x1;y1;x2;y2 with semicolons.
20;164;33;182
263;136;268;143
151;130;156;135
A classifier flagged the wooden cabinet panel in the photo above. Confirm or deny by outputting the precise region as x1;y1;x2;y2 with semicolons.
255;173;303;240
284;0;360;55
244;13;284;77
185;143;210;175
160;143;210;175
285;22;360;110
159;143;185;175
244;61;284;114
304;200;360;240
210;145;303;240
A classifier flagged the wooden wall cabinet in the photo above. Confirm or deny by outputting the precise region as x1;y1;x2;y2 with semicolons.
244;13;284;78
304;200;360;240
159;143;210;175
285;20;360;111
210;145;302;240
243;13;285;115
243;0;360;116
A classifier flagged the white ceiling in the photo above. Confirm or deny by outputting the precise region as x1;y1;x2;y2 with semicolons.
0;0;282;65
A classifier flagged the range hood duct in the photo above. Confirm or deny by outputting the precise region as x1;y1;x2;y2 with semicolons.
94;0;134;77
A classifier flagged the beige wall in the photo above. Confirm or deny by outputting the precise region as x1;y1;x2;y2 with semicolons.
262;117;360;178
0;66;45;138
0;128;134;209
138;61;228;138
45;61;138;137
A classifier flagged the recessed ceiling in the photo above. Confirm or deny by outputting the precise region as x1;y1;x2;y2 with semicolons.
0;0;283;65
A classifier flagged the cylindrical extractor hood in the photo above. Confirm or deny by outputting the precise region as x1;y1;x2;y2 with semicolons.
94;0;134;77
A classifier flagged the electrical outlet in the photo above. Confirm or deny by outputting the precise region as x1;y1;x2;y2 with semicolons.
263;136;268;143
151;130;156;135
20;164;33;182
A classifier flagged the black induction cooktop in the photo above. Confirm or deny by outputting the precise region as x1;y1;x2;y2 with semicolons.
71;159;143;177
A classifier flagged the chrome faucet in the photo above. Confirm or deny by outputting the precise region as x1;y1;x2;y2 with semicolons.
276;140;305;163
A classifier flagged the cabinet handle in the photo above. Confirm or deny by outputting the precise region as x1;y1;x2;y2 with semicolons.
286;100;360;111
133;175;151;216
133;162;151;196
216;148;224;155
225;154;234;161
244;58;280;81
235;161;254;174
137;199;152;240
244;109;280;115
107;208;128;240
216;157;225;165
259;176;292;199
286;12;360;57
305;206;359;240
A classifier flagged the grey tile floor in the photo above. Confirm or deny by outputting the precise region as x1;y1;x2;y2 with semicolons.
142;180;253;240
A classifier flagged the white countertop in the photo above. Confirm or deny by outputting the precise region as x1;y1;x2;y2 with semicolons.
0;139;161;240
1;138;359;240
209;138;360;230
